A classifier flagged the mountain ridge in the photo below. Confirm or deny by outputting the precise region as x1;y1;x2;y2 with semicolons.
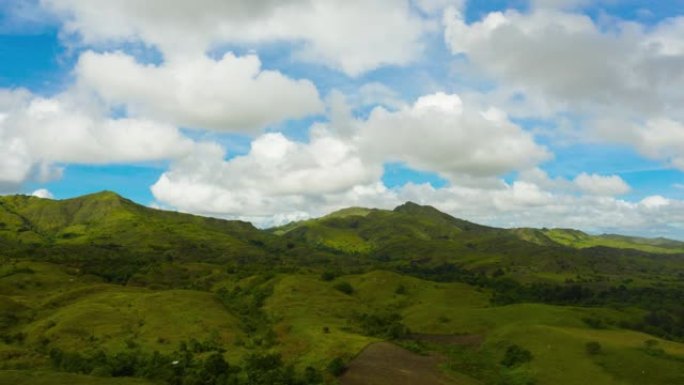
3;192;683;255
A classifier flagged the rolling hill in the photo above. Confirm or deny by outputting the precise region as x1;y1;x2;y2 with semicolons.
0;192;683;385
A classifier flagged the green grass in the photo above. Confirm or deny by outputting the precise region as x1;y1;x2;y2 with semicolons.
484;324;684;385
264;274;376;368
2;265;684;385
0;370;157;385
23;287;243;355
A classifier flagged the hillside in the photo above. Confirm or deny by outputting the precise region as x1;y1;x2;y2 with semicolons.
0;192;325;282
515;227;684;254
274;201;684;285
1;192;683;385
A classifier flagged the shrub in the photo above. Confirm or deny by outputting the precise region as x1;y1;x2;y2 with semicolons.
244;352;297;385
303;366;323;384
333;281;354;295
501;344;533;368
642;339;665;356
327;357;346;376
582;317;606;329
585;341;602;355
358;311;409;339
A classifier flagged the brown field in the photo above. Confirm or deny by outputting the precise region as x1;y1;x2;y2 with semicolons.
339;342;457;385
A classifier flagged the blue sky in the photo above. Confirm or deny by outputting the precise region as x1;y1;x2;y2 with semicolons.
1;0;683;237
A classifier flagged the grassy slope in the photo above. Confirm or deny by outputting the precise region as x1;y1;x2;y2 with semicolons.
0;370;157;385
517;227;684;254
275;203;684;285
0;192;289;265
0;261;246;367
2;262;683;385
266;270;684;385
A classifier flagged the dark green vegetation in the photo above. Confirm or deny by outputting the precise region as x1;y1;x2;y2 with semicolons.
1;192;683;384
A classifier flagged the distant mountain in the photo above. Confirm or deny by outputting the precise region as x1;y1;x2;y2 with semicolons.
1;193;682;283
272;201;683;281
0;191;271;251
0;191;311;281
513;227;684;254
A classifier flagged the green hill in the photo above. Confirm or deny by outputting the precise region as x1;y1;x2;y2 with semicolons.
1;192;683;385
512;227;684;254
0;192;324;283
274;201;684;285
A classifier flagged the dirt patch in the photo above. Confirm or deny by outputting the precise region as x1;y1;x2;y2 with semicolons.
339;342;456;385
410;334;484;347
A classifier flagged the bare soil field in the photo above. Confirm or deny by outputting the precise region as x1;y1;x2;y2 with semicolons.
339;342;457;385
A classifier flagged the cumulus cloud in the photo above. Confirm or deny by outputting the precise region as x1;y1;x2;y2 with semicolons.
152;91;556;224
5;0;680;239
77;51;323;133
444;8;677;115
358;93;551;181
147;83;684;237
151;128;382;220
0;88;194;186
573;173;630;196
443;6;684;170
31;188;54;199
597;118;684;170
43;0;430;75
414;0;463;14
154;159;684;236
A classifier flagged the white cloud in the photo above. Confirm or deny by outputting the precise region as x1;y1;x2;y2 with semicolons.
358;93;551;180
0;88;195;186
151;91;558;225
151;128;382;220
444;9;654;114
368;182;684;238
31;188;54;199
355;82;406;110
414;0;463;14
594;118;684;170
44;0;431;76
0;136;33;186
573;173;630;196
443;6;684;170
77;51;323;133
630;119;684;170
153;159;684;236
640;195;670;209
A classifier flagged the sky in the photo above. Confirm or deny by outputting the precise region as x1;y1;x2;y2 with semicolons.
1;0;684;238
